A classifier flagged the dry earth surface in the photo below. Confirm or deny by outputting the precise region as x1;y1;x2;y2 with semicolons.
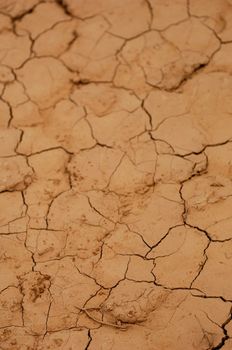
1;0;232;349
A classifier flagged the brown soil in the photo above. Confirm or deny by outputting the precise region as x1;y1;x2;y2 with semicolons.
0;0;232;349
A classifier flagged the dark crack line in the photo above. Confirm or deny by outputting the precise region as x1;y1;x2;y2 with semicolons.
211;307;232;349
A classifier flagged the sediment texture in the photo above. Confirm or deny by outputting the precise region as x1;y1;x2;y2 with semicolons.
0;0;232;349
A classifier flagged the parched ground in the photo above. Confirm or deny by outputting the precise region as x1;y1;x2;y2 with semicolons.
1;0;232;349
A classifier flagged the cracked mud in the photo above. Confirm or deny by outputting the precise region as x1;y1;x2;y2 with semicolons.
0;0;232;349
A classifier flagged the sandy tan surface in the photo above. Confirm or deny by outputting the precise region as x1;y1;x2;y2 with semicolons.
0;0;232;349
